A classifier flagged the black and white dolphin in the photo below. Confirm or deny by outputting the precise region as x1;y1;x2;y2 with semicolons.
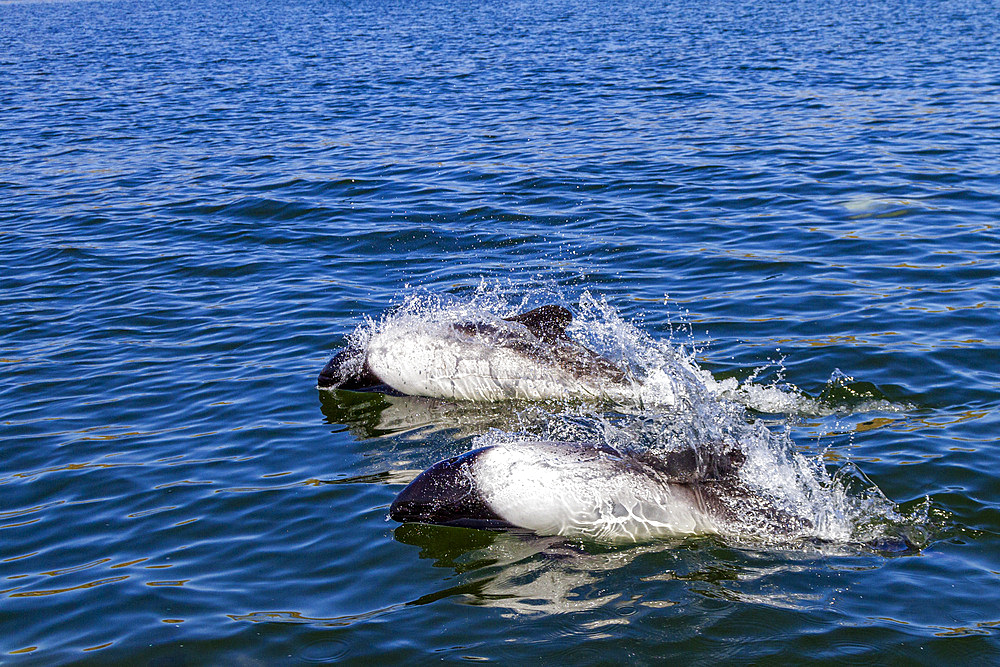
389;440;812;542
318;305;674;404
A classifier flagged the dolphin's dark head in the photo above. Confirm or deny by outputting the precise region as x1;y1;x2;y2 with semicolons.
390;448;512;530
318;349;395;392
317;351;351;388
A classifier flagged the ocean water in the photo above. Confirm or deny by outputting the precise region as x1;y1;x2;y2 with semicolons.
2;0;999;662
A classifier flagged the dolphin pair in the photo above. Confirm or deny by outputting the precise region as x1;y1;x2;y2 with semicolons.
317;305;669;404
319;304;810;543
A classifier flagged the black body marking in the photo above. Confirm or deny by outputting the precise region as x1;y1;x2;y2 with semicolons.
389;448;512;530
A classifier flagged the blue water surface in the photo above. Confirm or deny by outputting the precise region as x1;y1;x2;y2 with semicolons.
2;0;999;663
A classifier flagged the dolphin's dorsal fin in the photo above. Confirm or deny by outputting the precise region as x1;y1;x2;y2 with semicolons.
637;446;746;484
504;305;572;342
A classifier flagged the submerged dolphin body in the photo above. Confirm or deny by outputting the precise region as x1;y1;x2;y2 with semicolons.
389;440;812;542
318;305;663;404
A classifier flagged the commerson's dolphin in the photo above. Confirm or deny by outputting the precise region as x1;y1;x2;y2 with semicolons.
389;440;812;542
318;305;663;403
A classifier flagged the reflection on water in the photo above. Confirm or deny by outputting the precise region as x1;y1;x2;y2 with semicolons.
318;389;538;439
389;523;905;618
394;524;661;617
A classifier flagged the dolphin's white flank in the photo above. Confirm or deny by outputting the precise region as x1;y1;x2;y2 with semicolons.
470;441;719;540
366;319;629;402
